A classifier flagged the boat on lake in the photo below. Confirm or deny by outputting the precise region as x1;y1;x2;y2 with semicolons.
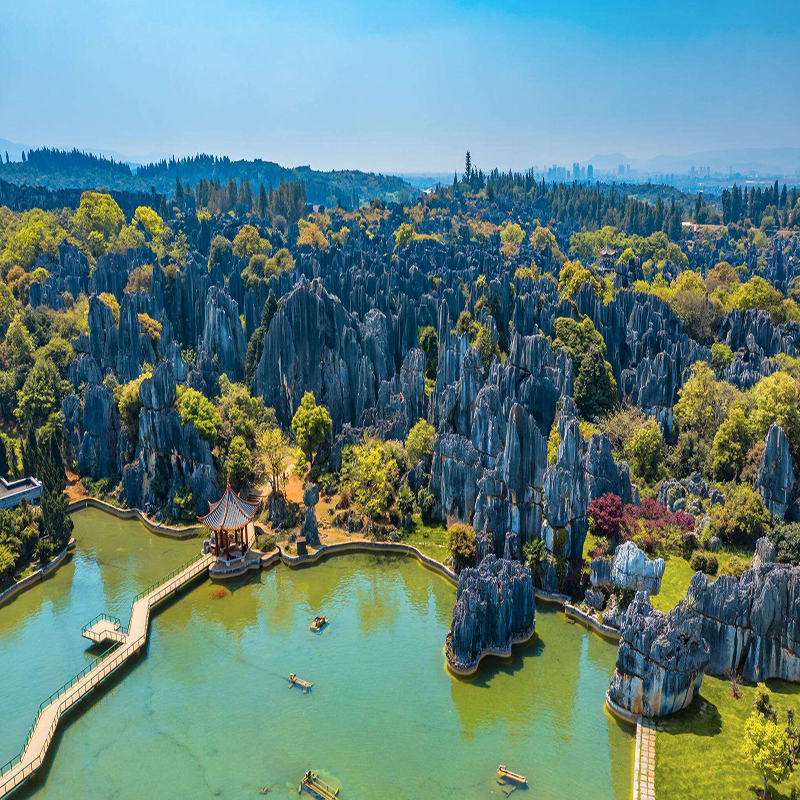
310;615;328;631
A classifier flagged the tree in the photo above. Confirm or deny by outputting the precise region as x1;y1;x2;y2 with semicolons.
291;392;332;464
259;426;292;496
574;344;618;420
624;419;663;483
418;326;439;380
176;387;222;446
0;284;16;330
15;360;65;431
233;224;270;260
711;405;752;481
742;711;790;799
4;317;35;367
245;291;279;388
394;223;415;249
750;372;800;454
118;373;149;438
674;361;732;441
340;440;398;523
711;342;734;372
208;235;232;270
588;492;624;541
406;419;436;465
448;522;476;572
225;435;253;490
0;544;14;580
297;221;329;249
73;191;125;248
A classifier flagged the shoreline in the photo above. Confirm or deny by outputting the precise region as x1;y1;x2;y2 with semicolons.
0;538;75;610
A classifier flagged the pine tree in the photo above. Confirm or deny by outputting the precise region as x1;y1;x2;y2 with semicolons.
175;174;184;202
465;151;472;182
258;183;268;218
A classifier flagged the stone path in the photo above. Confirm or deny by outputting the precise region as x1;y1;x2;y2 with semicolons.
0;552;213;798
633;718;656;800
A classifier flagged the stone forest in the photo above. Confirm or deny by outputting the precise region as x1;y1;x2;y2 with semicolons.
3;152;800;800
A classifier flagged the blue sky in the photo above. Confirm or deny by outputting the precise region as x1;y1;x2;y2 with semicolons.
1;0;799;172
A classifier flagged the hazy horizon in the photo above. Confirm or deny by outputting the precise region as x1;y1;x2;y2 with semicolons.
2;0;799;173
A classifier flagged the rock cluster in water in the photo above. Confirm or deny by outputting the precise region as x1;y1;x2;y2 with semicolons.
447;554;535;671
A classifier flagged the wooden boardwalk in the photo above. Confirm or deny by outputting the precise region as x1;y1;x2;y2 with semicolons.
0;552;213;798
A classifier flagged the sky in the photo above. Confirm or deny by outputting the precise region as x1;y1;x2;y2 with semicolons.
1;0;799;173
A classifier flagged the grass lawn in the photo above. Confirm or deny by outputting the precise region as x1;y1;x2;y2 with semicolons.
657;675;800;799
652;546;755;613
400;515;450;563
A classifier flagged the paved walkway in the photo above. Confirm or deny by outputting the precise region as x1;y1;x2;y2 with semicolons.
0;552;213;798
633;718;656;800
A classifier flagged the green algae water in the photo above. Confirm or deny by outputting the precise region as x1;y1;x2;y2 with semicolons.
1;513;633;799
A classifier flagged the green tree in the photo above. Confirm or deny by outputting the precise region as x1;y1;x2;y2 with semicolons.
259;426;292;496
406;419;436;465
4;316;35;367
0;544;14;580
749;372;800;453
711;405;752;481
233;225;270;260
340;440;399;523
15;361;65;431
624;419;663;483
118;373;149;439
291;392;332;464
500;222;525;247
176;387;222;446
674;361;733;441
394;223;415;248
208;235;232;270
418;326;439;380
574;344;618;420
741;711;791;799
711;342;734;372
225;435;253;490
0;284;16;330
73;191;125;251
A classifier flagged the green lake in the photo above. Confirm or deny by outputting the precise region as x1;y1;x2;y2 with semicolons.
0;508;634;799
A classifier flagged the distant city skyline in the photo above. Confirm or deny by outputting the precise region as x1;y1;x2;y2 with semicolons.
1;0;799;173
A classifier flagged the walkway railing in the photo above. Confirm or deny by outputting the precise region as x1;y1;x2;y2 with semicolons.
0;551;213;798
133;551;207;605
81;613;126;637
0;641;119;780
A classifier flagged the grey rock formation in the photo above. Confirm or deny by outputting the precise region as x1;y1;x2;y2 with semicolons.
608;592;710;717
447;554;535;670
300;482;321;546
611;541;665;595
686;546;800;681
120;362;218;516
755;424;796;519
591;556;613;588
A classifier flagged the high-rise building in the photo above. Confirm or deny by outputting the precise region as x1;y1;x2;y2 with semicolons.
618;164;625;175
573;162;580;181
587;164;593;181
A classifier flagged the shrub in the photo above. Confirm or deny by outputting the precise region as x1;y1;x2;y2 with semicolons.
768;521;800;565
397;484;415;518
448;522;476;572
722;555;749;579
690;551;718;575
624;420;663;483
416;486;436;523
710;484;770;545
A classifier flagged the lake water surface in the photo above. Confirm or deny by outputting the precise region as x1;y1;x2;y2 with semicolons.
0;508;633;799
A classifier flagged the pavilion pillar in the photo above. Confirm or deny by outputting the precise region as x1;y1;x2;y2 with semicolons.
226;530;230;561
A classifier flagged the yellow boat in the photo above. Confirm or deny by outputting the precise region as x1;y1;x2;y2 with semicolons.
289;673;313;691
299;771;339;798
310;615;328;631
497;765;527;786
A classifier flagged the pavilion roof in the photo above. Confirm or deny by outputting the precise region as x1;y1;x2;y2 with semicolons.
199;483;258;531
599;242;618;256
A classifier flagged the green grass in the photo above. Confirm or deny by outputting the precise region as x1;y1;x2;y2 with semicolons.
657;675;800;799
651;553;695;612
652;546;755;613
400;515;450;563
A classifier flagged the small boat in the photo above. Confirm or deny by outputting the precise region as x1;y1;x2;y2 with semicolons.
299;771;339;798
310;616;328;631
289;673;313;691
497;765;527;786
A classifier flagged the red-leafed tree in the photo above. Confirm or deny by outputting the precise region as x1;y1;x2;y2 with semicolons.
588;493;624;541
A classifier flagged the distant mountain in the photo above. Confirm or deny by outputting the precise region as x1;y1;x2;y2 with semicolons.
393;172;455;190
0;138;30;162
0;147;418;206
